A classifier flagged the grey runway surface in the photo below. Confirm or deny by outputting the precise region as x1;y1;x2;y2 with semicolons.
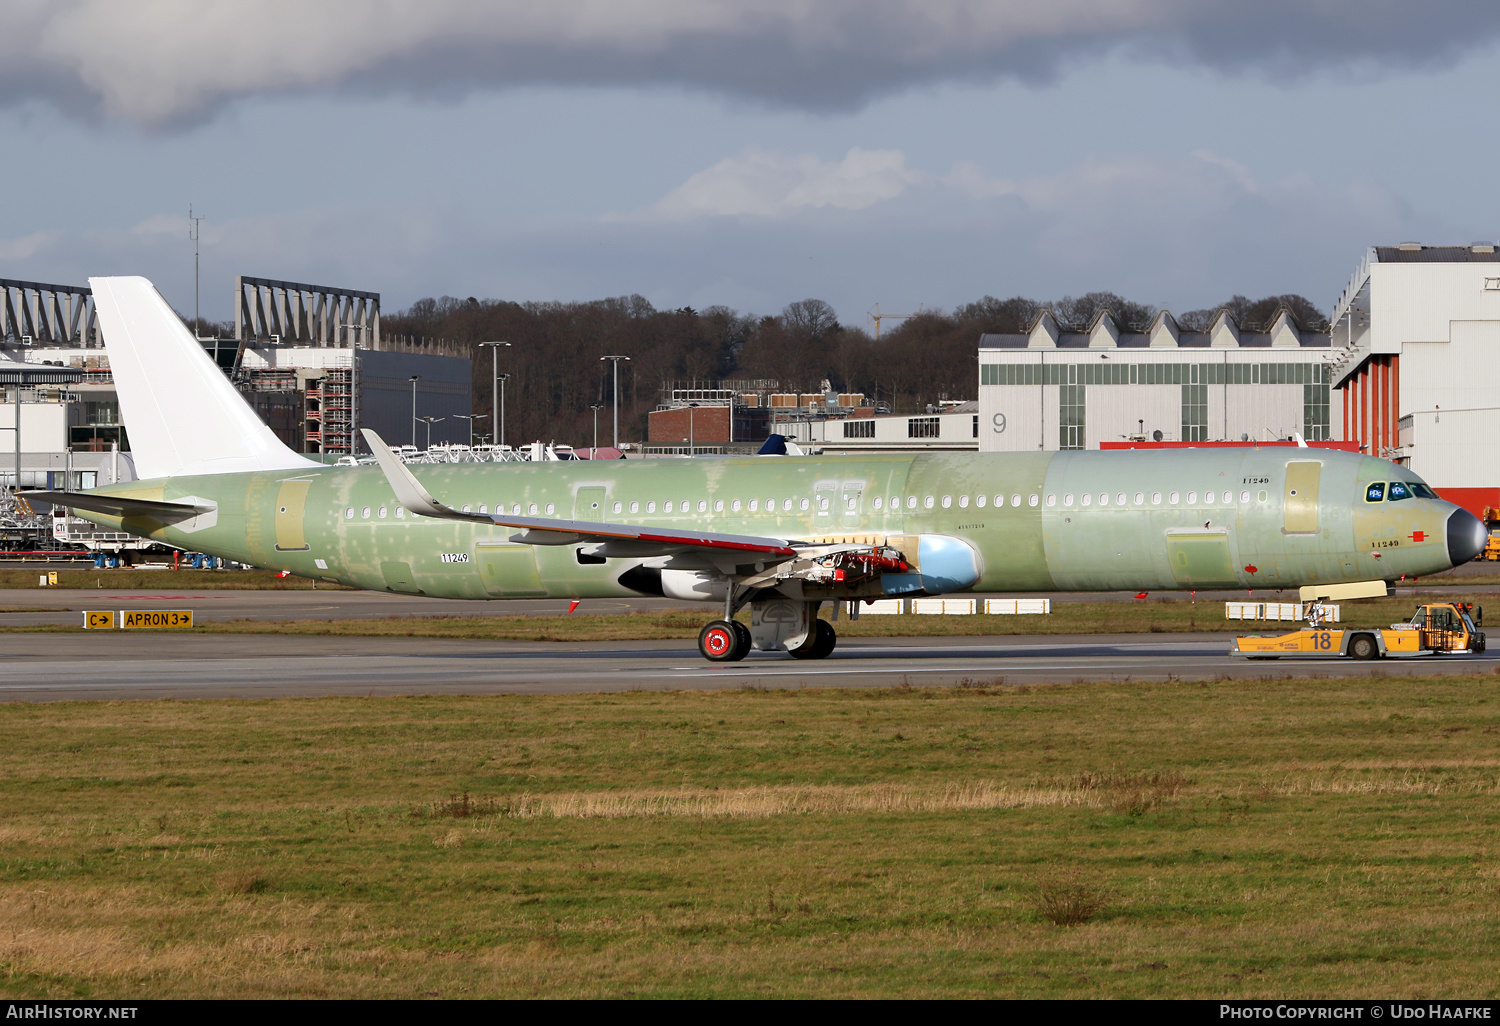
0;630;1494;702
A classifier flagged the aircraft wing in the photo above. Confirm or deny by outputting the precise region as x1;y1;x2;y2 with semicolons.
22;490;213;523
361;428;799;559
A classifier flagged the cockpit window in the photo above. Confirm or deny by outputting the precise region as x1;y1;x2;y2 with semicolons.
1410;482;1437;499
1365;482;1385;502
1387;481;1412;501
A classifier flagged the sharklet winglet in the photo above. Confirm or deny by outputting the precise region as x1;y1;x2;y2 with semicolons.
361;428;490;523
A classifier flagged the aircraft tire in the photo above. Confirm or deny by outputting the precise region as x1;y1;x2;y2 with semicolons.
699;620;745;662
789;619;837;660
731;621;753;658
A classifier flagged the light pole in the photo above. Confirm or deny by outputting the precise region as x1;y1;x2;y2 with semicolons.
478;342;511;446
590;404;604;452
687;402;698;456
409;375;421;447
496;374;511;447
600;355;630;448
419;416;444;450
456;414;486;447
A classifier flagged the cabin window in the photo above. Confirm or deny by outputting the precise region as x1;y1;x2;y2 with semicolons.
546;503;556;515
731;499;741;512
361;506;371;519
682;498;691;512
1080;493;1091;507
1169;491;1179;504
907;496;919;510
918;495;930;509
1010;494;1020;507
1365;482;1385;502
396;507;406;519
1240;490;1250;503
747;499;756;511
1046;494;1056;507
1150;492;1160;504
1204;491;1215;504
344;507;354;519
783;498;793;511
889;496;900;509
799;498;810;511
511;504;521;515
665;500;675;513
529;503;538;515
1028;494;1039;507
1063;493;1074;506
819;498;829;511
1258;490;1268;502
975;495;986;508
613;501;622;514
478;505;487;514
1388;481;1412;501
698;500;708;513
379;506;388;518
1116;493;1126;506
940;495;951;508
846;497;857;510
461;505;471;513
630;501;639;513
1097;493;1107;506
958;495;969;508
872;497;883;510
714;499;724;512
648;500;657;513
1187;492;1197;505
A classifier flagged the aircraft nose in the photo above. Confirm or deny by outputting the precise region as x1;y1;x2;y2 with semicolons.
1446;507;1488;567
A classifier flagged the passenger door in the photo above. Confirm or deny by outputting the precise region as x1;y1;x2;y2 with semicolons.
1283;461;1321;535
273;478;313;551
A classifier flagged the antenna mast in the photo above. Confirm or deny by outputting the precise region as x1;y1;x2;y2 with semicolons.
188;204;204;335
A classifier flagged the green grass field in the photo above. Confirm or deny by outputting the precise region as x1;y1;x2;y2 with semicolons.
2;674;1498;998
3;594;1489;641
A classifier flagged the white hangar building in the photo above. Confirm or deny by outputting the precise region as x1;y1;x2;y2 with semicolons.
977;310;1337;453
1329;243;1500;514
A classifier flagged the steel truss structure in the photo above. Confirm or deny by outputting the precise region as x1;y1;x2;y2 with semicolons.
235;276;380;348
0;280;98;347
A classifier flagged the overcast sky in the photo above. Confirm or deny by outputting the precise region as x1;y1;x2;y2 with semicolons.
2;1;1497;326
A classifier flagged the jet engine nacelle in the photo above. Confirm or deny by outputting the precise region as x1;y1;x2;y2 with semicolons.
660;568;728;602
880;534;983;596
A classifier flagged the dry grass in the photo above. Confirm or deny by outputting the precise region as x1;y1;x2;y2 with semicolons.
6;593;1489;641
2;675;1499;998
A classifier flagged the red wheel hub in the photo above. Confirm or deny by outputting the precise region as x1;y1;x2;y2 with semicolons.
704;627;732;655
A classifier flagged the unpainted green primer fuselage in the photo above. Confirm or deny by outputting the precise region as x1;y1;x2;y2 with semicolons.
79;448;1466;599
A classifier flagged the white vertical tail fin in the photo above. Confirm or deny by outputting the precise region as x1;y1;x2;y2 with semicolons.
89;276;321;480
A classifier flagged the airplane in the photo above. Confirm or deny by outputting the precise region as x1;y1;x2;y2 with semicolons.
27;276;1488;662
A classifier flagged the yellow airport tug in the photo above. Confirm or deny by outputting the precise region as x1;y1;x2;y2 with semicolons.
1232;601;1485;660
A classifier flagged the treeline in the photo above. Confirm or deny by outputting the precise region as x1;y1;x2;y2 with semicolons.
381;290;1327;445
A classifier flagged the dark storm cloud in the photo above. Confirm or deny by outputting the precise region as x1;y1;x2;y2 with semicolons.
0;1;1495;127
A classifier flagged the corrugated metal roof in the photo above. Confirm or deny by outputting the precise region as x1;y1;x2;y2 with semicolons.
1375;245;1500;263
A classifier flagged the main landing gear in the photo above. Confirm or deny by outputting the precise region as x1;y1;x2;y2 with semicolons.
698;619;754;662
696;598;838;662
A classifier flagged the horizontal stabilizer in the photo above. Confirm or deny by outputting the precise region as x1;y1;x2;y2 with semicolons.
23;490;213;523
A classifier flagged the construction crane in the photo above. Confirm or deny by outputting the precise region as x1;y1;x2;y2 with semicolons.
867;303;924;340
